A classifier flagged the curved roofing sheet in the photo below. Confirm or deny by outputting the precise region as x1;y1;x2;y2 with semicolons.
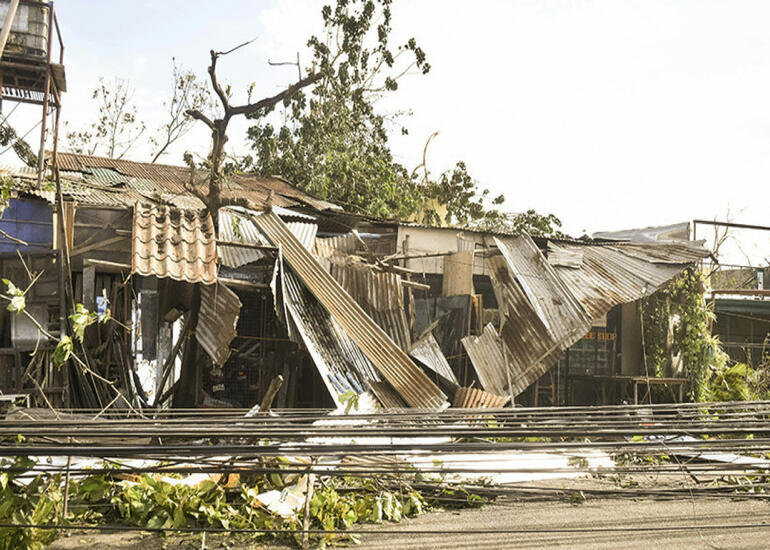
131;203;217;285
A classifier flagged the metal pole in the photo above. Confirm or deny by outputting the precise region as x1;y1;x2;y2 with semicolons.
35;1;54;188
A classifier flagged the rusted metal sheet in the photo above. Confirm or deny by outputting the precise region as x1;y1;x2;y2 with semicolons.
252;211;447;409
313;233;361;258
410;331;459;388
461;323;508;396
546;241;583;268
328;262;403;311
368;309;411;351
452;386;508;409
131;203;217;285
482;236;593;398
494;236;591;347
197;282;241;365
486;254;559;392
609;241;709;265
550;243;697;319
327;261;411;350
33;153;340;211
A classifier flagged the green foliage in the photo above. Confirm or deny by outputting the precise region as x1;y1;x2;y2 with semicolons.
0;123;37;168
248;0;555;230
2;279;25;313
419;161;505;227
111;475;233;530
0;176;13;216
339;390;360;413
642;268;726;401
69;304;97;342
701;361;767;402
469;209;566;238
0;457;62;550
52;336;72;368
0;460;444;549
642;268;769;402
248;0;426;221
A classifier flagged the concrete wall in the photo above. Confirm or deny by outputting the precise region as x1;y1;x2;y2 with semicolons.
396;225;488;275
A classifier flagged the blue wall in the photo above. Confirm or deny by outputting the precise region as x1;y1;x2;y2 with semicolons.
0;198;52;253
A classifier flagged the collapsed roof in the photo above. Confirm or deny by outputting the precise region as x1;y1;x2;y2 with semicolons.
1;154;712;410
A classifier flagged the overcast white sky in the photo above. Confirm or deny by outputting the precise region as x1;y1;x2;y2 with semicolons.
4;1;770;263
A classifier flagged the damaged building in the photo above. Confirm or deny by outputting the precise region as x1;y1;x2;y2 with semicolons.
0;153;710;411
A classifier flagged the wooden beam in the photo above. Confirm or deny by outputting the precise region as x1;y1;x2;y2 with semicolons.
83;259;132;274
70;236;128;258
219;277;269;291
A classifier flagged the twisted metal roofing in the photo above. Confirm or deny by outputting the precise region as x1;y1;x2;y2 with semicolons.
410;331;459;388
252;210;447;409
461;323;508;396
197;282;241;366
548;242;705;319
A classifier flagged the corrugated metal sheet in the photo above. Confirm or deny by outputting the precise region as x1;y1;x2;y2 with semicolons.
282;269;382;407
472;237;710;399
609;242;709;265
83;167;128;186
328;261;403;311
313;233;361;258
286;221;318;251
488;235;592;397
461;323;508;396
486;253;558;393
593;222;691;243
494;236;591;346
52;152;340;211
452;386;508;409
410;331;459;388
546;241;583;268
550;243;698;319
131;203;217;285
327;261;411;350
197;282;241;365
218;208;268;268
252;211;447;409
480;241;581;398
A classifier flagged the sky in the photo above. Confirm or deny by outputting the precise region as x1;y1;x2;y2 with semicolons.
3;0;770;264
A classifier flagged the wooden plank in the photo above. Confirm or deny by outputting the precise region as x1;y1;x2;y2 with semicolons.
442;250;474;296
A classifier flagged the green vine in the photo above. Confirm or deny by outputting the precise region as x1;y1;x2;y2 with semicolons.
641;268;766;402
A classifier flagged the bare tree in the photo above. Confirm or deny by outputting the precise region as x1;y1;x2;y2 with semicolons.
66;78;146;159
150;59;211;163
184;41;321;227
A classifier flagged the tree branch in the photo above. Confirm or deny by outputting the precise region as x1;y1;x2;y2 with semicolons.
208;49;231;112
230;72;322;116
185;109;215;130
216;37;258;58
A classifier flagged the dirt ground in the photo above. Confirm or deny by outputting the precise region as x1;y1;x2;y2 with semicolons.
49;476;770;550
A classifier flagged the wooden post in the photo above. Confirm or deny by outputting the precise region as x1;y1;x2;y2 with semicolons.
301;460;316;550
259;374;284;412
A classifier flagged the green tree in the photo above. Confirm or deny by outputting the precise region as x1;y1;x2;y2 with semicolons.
248;0;561;235
248;0;428;220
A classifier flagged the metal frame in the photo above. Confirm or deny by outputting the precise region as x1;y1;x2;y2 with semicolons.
0;1;64;186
